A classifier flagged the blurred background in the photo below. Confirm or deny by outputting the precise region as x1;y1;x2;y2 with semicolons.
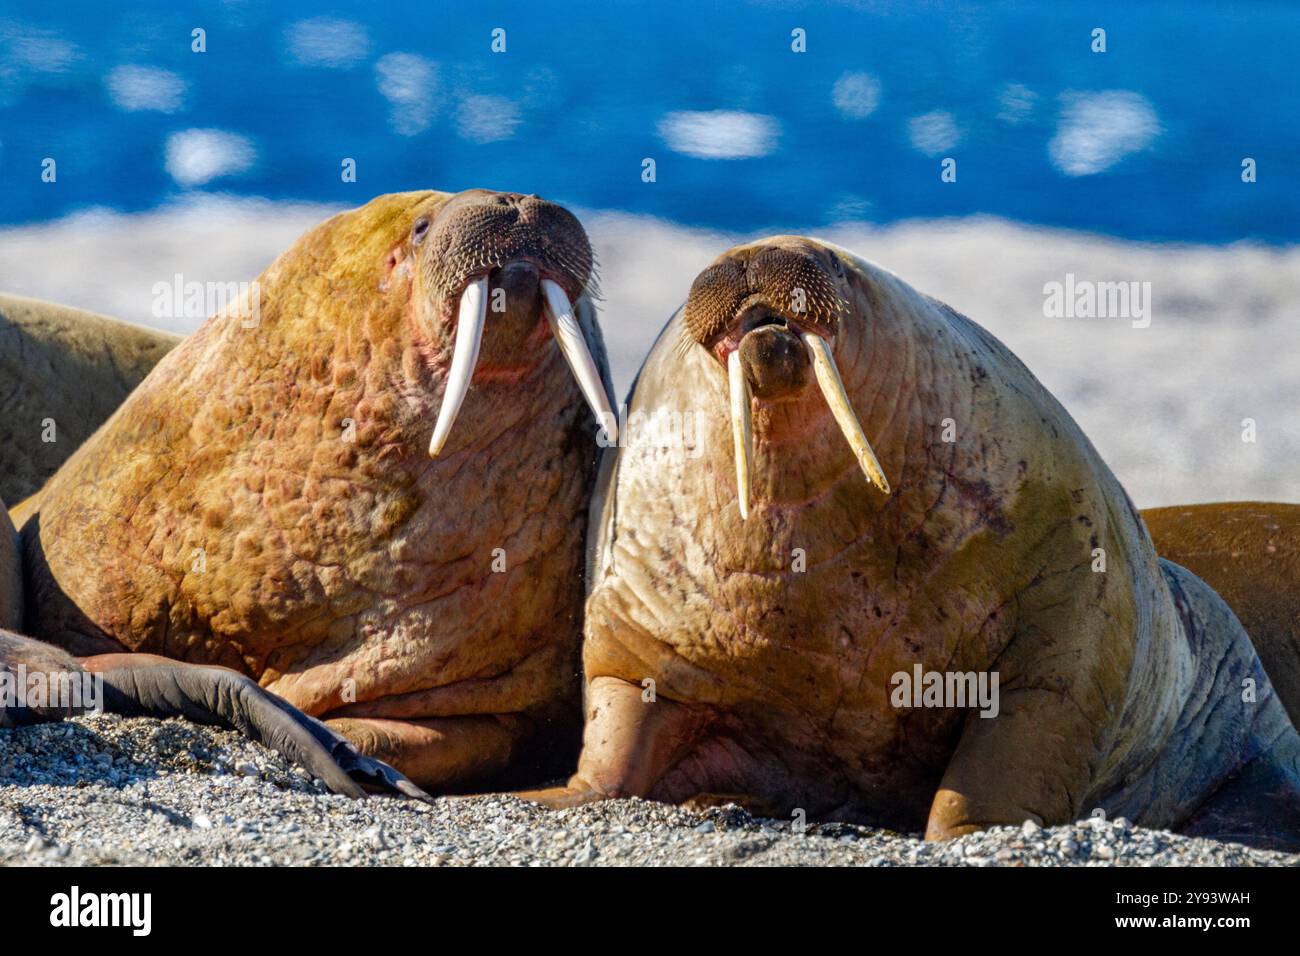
1;0;1297;505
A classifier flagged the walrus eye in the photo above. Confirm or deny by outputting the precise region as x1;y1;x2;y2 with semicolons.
829;254;844;278
412;217;431;246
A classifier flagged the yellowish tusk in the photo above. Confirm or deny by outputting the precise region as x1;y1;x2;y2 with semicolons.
802;332;890;495
727;350;754;519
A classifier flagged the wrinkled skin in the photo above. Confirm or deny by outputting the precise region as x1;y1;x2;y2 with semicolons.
1144;502;1300;726
17;189;611;792
528;237;1300;850
0;294;179;509
1;500;420;795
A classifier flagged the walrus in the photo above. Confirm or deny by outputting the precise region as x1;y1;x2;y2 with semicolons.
525;236;1300;850
0;294;179;509
1143;501;1300;727
1;501;422;797
13;188;617;793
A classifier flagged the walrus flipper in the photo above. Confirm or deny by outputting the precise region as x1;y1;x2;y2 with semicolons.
2;627;429;801
85;656;434;802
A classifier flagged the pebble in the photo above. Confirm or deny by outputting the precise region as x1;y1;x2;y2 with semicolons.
2;714;1297;867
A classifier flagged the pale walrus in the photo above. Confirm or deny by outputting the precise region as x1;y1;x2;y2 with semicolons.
526;236;1300;849
15;188;617;793
0;294;179;509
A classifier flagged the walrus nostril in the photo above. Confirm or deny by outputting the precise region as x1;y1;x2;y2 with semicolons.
425;192;595;306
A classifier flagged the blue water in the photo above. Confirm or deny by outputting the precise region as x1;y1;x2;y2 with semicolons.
2;0;1297;242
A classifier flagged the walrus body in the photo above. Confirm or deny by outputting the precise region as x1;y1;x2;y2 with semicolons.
534;237;1300;849
0;294;179;509
1144;502;1300;727
1;499;422;795
15;189;614;792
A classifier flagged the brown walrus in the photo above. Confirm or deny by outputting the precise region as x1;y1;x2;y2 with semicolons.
0;294;179;509
13;188;617;793
1143;501;1300;727
525;236;1300;849
1;502;421;797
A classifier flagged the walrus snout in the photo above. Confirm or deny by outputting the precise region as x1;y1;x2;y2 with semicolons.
683;241;848;354
737;319;811;400
423;190;594;306
700;239;890;519
423;190;616;456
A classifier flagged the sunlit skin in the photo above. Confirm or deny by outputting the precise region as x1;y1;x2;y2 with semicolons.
523;236;1300;850
15;189;612;792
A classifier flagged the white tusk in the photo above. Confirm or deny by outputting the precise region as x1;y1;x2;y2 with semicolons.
541;278;618;445
429;276;490;457
727;350;754;520
802;332;890;495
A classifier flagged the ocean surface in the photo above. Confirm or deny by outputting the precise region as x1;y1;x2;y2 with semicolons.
0;2;1297;507
2;1;1298;242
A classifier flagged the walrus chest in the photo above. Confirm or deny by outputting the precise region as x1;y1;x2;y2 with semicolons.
589;521;1009;722
29;402;594;713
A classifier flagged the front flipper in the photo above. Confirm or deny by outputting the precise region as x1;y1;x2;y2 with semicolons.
0;632;428;801
78;653;433;802
515;782;605;810
516;676;714;809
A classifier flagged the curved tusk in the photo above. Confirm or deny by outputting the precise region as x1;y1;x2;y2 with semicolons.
728;350;754;520
541;279;618;445
429;276;490;457
802;332;890;495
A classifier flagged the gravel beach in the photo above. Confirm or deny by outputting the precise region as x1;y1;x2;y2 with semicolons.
2;714;1295;867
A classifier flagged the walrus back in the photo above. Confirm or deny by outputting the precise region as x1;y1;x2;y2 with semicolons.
0;294;180;505
1144;501;1300;727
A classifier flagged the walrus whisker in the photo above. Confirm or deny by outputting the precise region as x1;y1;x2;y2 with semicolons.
541;278;619;444
428;276;491;457
727;350;754;519
802;331;890;495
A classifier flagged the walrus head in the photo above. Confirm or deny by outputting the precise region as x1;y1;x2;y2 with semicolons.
398;189;615;455
682;236;890;518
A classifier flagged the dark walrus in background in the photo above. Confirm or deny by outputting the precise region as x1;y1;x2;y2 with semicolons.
4;189;616;794
524;236;1300;850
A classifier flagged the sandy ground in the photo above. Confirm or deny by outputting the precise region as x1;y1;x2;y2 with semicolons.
1;197;1297;507
2;715;1296;867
